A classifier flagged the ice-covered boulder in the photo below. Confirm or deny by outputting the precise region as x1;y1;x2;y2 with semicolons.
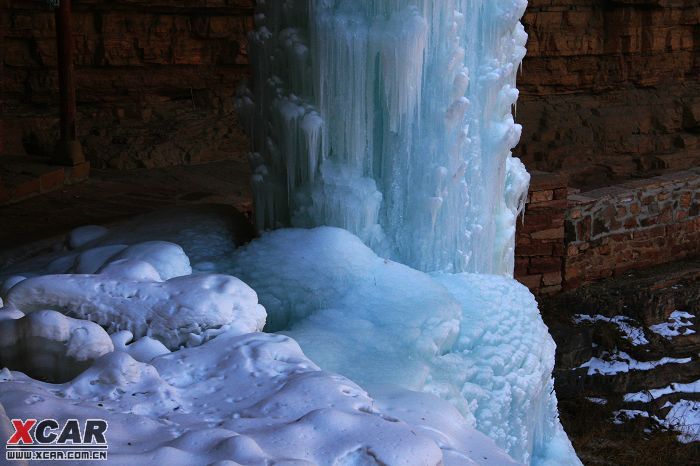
0;310;113;382
6;274;266;350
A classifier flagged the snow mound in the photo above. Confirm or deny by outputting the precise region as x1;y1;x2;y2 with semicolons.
0;310;113;382
0;331;520;465
0;204;249;282
5;273;265;350
67;225;109;249
0;216;577;464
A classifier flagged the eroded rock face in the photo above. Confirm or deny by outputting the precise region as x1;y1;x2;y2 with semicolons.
516;1;700;188
0;310;114;382
1;1;252;168
3;1;698;181
540;259;700;450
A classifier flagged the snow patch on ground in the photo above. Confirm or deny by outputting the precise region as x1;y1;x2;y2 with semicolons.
0;331;521;465
663;400;700;443
577;350;691;376
649;311;696;340
573;314;649;346
624;379;700;403
614;401;700;443
585;397;607;405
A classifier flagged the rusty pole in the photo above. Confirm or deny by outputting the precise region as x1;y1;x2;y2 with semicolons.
54;0;84;165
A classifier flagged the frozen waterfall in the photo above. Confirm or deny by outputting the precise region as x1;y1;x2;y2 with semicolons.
240;0;531;275
235;0;582;464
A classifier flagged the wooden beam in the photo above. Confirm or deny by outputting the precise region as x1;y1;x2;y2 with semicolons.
54;0;85;166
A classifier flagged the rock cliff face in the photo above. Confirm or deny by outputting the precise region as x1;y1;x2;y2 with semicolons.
540;259;700;463
1;0;253;168
516;0;700;188
1;0;699;182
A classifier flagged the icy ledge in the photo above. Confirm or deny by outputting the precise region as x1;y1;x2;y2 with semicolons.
0;211;578;465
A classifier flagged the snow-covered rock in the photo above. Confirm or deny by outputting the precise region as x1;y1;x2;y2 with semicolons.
67;225;109;249
0;310;113;382
0;331;521;465
6;273;265;350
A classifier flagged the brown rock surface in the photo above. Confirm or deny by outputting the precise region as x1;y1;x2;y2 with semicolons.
540;258;700;464
1;0;253;168
516;0;700;189
2;0;699;184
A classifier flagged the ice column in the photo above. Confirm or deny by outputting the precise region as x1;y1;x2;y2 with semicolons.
240;0;530;274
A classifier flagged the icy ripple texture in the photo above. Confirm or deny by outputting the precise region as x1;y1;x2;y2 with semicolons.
240;0;530;274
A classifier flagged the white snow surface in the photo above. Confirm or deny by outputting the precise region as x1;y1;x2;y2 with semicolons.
5;272;265;350
649;311;696;339
0;330;521;465
577;350;691;376
624;379;700;403
0;218;560;466
573;314;649;346
614;401;700;443
0;217;580;465
67;225;109;249
663;400;700;443
585;397;607;405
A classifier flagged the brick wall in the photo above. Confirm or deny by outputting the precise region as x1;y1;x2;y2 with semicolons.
516;169;700;294
515;171;568;295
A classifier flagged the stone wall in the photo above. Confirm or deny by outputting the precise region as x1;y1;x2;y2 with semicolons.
516;0;700;189
516;168;700;294
565;168;700;288
1;0;253;168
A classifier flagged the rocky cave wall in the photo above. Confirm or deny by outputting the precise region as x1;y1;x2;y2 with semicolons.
1;0;253;169
2;0;699;179
516;0;700;189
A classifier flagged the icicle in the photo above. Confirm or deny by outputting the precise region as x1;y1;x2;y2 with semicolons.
245;0;531;275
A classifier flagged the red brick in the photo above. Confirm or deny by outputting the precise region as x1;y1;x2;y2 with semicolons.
679;192;692;208
529;257;562;274
515;258;529;276
40;168;65;192
13;178;40;199
550;243;564;257
542;271;562;286
540;285;563;295
69;162;91;181
531;227;565;240
516;242;553;257
530;190;554;203
517;274;542;291
553;187;568;200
